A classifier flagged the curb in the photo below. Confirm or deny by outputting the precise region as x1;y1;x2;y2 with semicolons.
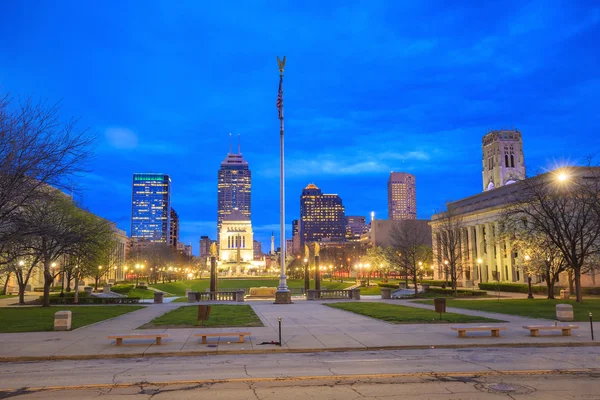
1;341;599;363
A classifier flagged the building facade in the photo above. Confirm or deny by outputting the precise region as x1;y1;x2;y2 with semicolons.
482;129;526;191
364;219;432;249
345;216;368;241
299;183;346;247
218;209;254;263
199;236;214;258
169;208;179;248
388;172;416;220
131;173;171;243
217;143;251;244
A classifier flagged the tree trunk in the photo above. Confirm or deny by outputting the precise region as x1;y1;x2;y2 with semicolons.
18;282;26;304
2;272;11;295
568;270;575;293
545;270;555;299
42;261;53;307
574;268;583;303
66;270;72;292
95;276;99;291
413;273;418;297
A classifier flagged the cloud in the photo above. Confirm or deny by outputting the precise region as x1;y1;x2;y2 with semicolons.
105;127;139;149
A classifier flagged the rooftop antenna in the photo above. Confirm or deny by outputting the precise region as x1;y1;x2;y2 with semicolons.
238;133;241;154
229;133;232;153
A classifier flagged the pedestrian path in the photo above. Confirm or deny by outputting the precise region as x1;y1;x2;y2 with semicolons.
0;299;598;362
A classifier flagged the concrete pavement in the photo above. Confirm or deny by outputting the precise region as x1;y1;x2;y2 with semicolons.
0;299;598;362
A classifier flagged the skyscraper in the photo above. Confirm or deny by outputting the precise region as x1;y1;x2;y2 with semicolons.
482;129;526;191
169;208;179;248
388;172;416;220
299;183;345;247
131;173;171;243
345;216;368;241
217;138;251;242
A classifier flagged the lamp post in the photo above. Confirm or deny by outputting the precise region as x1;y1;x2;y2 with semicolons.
303;258;309;292
477;258;483;282
444;260;449;286
418;261;423;286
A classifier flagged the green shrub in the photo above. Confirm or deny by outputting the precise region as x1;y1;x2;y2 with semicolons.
582;287;600;295
478;282;563;294
420;280;448;287
427;287;487;297
378;283;400;289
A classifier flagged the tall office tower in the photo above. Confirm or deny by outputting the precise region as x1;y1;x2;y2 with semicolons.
345;216;368;241
299;183;346;247
292;219;299;237
169;208;179;248
253;240;263;259
387;172;416;220
131;173;171;243
482;129;526;191
270;232;275;254
217;138;251;243
199;236;213;258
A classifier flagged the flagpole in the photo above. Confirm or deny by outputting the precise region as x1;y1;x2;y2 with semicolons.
275;56;291;304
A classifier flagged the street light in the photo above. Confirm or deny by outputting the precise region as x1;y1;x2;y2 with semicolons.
524;255;534;299
477;258;483;282
444;260;449;286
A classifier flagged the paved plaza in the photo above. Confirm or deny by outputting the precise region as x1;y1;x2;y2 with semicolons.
0;298;598;362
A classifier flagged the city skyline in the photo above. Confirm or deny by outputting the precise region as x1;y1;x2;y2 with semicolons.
1;2;599;254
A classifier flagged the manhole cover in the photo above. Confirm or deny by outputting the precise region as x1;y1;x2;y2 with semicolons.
475;382;535;395
489;383;517;392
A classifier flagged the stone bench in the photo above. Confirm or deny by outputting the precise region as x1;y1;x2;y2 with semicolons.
108;333;168;346
248;287;277;297
194;331;251;344
523;325;579;337
451;326;507;338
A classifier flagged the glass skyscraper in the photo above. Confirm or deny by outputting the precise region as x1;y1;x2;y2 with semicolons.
299;183;345;248
217;146;251;242
131;173;171;243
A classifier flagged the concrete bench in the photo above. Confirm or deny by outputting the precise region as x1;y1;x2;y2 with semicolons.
523;325;579;337
194;331;251;344
451;326;507;338
108;333;168;346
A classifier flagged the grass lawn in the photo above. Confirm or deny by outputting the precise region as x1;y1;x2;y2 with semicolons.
0;305;144;333
151;279;354;296
360;286;382;295
139;304;263;329
0;294;16;299
111;284;161;299
414;298;600;322
325;302;504;324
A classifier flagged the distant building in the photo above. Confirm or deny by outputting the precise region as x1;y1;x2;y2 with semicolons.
286;239;293;257
292;219;299;237
366;219;432;249
199;236;214;258
177;242;193;257
218;209;254;263
299;183;346;247
131;173;171;243
253;240;263;260
388;172;416;221
345;216;368;241
217;139;251;244
169;208;179;248
482;129;526;191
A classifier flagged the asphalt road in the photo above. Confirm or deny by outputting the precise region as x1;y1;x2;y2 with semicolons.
0;346;599;399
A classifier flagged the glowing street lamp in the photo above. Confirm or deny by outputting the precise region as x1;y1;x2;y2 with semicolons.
477;258;483;282
524;255;534;299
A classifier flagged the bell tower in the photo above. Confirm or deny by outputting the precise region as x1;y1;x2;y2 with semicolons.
482;129;526;191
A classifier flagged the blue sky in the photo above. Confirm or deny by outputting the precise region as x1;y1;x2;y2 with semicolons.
1;1;599;254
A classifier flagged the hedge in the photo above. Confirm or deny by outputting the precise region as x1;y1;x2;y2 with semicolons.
427;287;487;297
478;282;563;294
43;297;141;305
420;280;448;287
378;283;400;289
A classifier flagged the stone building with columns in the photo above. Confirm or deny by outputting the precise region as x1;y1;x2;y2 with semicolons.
430;130;599;288
217;208;265;275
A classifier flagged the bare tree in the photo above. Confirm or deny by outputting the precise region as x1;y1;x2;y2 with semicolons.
505;166;600;302
432;205;467;296
0;94;94;254
389;221;433;296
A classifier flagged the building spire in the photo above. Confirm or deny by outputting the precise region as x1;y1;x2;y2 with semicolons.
229;133;232;154
238;133;241;154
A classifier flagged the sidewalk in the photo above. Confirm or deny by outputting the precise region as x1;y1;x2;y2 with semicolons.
0;299;598;362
